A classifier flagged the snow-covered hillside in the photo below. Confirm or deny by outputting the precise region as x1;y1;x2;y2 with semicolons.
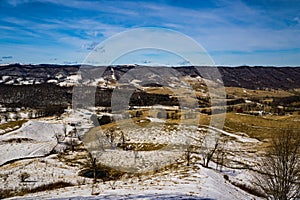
0;121;64;166
6;161;261;200
0;111;264;199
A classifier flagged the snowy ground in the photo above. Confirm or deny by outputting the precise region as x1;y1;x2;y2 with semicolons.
0;121;65;166
0;111;263;199
7;162;261;200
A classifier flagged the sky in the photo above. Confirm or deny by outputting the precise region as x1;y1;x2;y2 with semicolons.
0;0;300;66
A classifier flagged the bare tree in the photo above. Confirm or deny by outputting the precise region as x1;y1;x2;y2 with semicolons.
3;113;9;122
201;136;220;168
82;152;99;195
120;131;125;150
85;152;98;184
185;144;192;166
253;130;300;200
215;147;226;172
63;124;67;137
215;139;228;172
188;128;223;168
105;128;115;149
219;151;226;172
70;128;77;152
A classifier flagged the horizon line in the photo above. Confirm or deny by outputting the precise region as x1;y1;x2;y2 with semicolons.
1;63;300;68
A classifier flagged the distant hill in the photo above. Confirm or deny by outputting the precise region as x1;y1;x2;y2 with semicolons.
0;64;299;117
218;66;300;90
0;64;299;89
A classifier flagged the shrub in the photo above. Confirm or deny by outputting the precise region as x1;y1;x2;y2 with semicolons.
223;174;229;181
19;172;30;182
230;181;266;198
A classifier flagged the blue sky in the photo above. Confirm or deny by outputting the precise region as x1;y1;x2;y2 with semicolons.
0;0;300;66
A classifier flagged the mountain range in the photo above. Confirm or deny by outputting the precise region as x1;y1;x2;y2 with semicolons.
0;64;300;89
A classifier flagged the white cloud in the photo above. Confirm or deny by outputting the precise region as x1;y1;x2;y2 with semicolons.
2;0;300;65
39;0;138;16
293;17;300;25
1;16;128;49
5;0;31;7
81;41;98;50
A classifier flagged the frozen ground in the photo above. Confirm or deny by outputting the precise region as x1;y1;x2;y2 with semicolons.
0;111;263;199
7;162;261;200
0;121;65;166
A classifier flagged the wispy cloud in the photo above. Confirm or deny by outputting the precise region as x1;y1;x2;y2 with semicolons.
4;0;30;7
40;0;139;16
1;0;300;65
293;17;300;25
2;56;13;59
1;16;127;49
81;41;99;50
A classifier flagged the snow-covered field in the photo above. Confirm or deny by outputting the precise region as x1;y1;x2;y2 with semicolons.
0;110;263;199
6;161;260;200
0;121;65;166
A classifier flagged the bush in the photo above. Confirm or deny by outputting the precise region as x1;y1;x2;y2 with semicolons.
230;181;266;198
79;163;125;182
223;174;229;181
19;172;30;182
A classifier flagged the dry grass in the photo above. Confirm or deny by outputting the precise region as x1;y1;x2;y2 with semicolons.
224;113;300;140
90;109;300;143
0;181;74;199
57;148;88;167
119;142;166;151
85;109;299;163
225;87;294;98
144;86;174;95
0;120;28;135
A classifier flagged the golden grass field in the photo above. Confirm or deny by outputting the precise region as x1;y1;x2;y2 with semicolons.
225;87;295;98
